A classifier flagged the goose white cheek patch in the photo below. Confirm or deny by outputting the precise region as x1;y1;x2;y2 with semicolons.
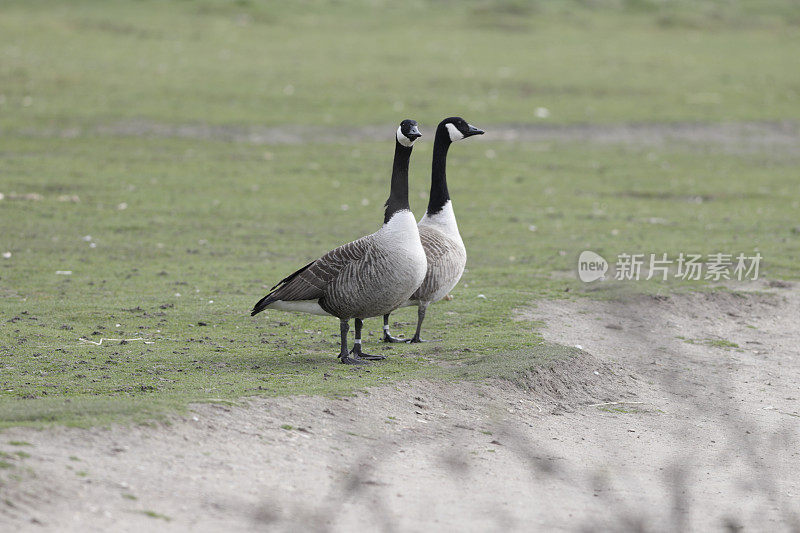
445;123;465;142
397;126;415;147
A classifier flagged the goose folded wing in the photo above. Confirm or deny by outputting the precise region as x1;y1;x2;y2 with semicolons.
419;228;460;265
260;236;372;304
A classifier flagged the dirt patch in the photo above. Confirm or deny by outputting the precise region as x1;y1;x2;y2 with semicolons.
0;362;621;533
529;284;800;415
503;347;640;411
1;283;799;531
526;283;800;530
14;120;800;152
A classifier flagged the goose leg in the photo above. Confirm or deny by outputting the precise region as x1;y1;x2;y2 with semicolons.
407;302;438;343
338;319;367;365
381;313;406;343
350;318;385;361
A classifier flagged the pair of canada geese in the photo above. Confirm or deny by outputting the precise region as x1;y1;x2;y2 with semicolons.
251;117;484;364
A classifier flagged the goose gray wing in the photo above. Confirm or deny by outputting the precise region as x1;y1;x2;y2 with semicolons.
419;227;457;264
251;236;372;315
411;226;466;301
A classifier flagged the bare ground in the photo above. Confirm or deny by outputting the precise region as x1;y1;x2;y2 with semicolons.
12;120;800;152
1;281;799;532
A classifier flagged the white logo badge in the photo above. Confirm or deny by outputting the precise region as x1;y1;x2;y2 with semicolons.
578;250;608;283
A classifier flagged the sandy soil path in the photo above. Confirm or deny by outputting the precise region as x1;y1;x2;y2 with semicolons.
1;283;799;532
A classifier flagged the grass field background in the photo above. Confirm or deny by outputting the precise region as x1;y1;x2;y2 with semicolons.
1;0;799;426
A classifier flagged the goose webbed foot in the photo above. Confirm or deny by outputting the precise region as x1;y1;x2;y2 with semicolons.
381;314;405;343
405;305;437;343
337;319;368;364
349;345;386;361
406;335;439;344
382;332;406;343
344;318;385;361
339;352;370;365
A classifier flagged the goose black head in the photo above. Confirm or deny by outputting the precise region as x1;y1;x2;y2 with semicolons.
439;116;484;143
396;119;422;147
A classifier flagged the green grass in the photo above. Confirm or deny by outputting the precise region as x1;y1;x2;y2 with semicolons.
138;510;171;521
706;339;740;349
1;0;799;129
2;136;796;426
680;337;741;349
1;0;798;427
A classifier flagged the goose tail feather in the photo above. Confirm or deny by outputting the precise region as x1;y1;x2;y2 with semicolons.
251;294;276;316
251;260;317;316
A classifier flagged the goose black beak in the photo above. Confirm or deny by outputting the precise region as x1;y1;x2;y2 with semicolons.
464;124;484;137
408;125;422;140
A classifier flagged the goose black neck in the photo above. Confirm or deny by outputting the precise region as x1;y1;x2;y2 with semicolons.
384;140;412;224
426;125;452;215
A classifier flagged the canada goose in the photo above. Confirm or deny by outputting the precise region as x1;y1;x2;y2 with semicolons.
382;116;484;343
251;120;427;364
